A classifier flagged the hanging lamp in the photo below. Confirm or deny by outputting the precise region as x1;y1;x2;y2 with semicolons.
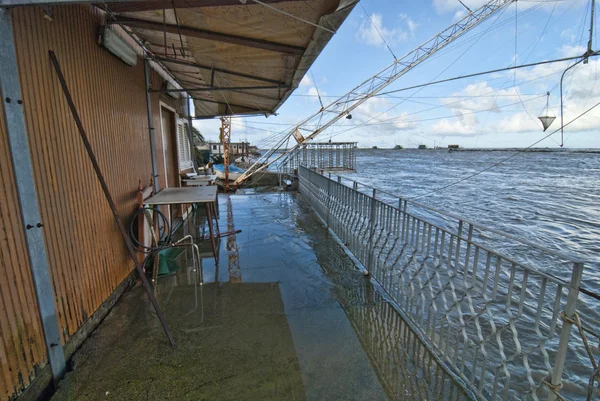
538;92;556;132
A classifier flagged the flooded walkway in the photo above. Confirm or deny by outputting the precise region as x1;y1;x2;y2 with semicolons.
51;193;465;401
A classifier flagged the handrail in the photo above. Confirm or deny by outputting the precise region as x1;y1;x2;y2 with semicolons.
321;169;586;264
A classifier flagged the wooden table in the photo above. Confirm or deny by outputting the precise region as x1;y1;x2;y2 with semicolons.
144;187;219;260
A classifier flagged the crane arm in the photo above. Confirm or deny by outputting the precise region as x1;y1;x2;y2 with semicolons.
234;0;515;186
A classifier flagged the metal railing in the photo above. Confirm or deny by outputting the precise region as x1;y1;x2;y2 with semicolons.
299;166;599;401
280;142;357;174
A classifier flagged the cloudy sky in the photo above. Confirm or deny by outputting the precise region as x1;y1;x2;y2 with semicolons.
194;0;599;149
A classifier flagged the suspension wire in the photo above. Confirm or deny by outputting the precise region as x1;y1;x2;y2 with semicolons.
457;0;472;13
377;54;597;97
325;54;595;140
511;0;545;131
163;8;167;57
514;1;518;86
319;6;510;141
249;0;336;34
359;3;397;60
171;0;186;57
407;99;600;200
310;70;325;109
244;54;589;143
243;57;583;141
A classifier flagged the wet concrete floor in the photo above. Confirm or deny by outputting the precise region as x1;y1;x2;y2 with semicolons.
51;193;464;401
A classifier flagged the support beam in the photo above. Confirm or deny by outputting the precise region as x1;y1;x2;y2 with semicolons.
193;97;267;113
0;8;66;382
1;0;145;6
150;85;287;93
105;0;304;13
153;56;282;84
110;16;305;55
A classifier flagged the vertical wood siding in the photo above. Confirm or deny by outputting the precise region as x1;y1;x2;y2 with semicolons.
0;5;179;399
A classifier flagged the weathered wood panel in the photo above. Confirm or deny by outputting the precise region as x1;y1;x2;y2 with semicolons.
0;5;180;399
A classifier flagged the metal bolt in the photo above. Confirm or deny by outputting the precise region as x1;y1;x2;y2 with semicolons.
5;97;11;103
17;99;22;104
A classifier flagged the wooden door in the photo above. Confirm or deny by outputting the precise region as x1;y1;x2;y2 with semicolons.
160;107;179;189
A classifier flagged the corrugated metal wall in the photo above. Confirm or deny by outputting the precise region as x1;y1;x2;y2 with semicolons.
0;5;180;399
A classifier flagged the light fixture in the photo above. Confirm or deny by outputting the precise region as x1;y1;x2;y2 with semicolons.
100;26;137;67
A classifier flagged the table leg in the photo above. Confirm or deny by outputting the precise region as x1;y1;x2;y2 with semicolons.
210;202;220;235
205;202;218;261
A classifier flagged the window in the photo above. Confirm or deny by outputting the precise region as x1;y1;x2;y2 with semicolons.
176;119;193;170
213;145;217;150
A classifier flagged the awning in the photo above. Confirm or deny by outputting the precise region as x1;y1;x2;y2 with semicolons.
103;0;357;119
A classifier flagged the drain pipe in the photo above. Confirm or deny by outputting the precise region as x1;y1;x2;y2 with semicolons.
144;58;159;193
186;96;198;172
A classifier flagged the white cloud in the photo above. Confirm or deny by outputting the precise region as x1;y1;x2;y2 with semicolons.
432;0;489;15
358;13;408;46
430;81;547;136
299;74;313;87
428;58;600;139
399;13;419;35
307;86;327;102
432;0;584;16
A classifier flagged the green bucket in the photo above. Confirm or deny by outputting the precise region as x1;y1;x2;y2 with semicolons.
149;247;185;276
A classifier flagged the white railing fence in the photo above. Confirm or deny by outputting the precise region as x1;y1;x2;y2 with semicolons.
299;166;599;401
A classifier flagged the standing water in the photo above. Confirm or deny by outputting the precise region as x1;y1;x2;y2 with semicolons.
345;149;600;285
337;148;600;398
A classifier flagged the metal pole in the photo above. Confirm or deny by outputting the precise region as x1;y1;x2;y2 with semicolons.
144;58;159;193
548;262;584;401
587;0;596;58
49;51;176;346
186;96;198;171
0;8;66;381
368;188;377;271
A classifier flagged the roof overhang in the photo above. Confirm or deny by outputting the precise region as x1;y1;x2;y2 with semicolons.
93;0;358;119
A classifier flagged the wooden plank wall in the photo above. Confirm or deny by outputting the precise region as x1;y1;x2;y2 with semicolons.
0;5;180;399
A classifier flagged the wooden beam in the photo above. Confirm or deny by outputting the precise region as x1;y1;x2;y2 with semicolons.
110;16;305;55
154;55;282;85
150;84;287;93
193;97;267;114
105;0;304;13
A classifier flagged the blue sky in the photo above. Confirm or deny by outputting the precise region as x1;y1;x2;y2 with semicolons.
194;0;599;149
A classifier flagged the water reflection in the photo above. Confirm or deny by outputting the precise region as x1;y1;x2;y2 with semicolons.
297;200;470;401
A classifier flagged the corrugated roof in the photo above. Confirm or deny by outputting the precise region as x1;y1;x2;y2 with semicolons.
105;0;357;118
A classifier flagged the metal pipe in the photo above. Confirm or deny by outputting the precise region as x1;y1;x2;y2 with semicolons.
560;58;586;147
186;96;198;171
0;8;66;382
144;58;159;193
587;0;596;58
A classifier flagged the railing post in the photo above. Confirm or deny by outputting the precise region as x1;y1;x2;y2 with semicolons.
367;188;377;272
326;173;331;227
548;262;584;401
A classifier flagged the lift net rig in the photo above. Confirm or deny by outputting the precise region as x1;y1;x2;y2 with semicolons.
234;0;516;186
220;115;232;190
